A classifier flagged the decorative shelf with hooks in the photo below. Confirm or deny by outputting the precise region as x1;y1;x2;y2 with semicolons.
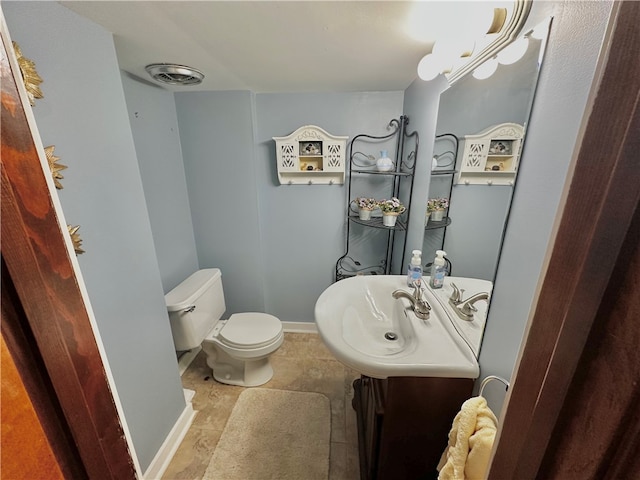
273;125;348;185
458;123;524;185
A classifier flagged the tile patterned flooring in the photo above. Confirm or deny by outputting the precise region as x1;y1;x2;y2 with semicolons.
162;332;361;480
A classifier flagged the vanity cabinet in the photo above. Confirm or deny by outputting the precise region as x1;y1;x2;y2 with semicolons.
273;125;348;185
458;123;524;186
353;375;474;480
335;116;419;280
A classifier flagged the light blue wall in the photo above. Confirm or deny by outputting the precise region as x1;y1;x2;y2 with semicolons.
479;0;614;413
442;186;512;279
255;92;404;320
174;91;266;316
120;72;199;293
2;2;186;472
174;91;404;321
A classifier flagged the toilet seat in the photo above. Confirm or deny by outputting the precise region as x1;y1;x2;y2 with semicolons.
218;312;282;349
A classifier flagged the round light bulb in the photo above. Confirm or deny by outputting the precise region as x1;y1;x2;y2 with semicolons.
472;58;499;80
498;37;529;65
417;54;446;81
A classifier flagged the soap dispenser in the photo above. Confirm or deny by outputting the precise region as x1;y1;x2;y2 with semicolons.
429;250;447;289
407;250;422;287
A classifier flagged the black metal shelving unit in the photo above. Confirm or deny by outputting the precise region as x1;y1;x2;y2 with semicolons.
424;134;459;273
335;116;419;281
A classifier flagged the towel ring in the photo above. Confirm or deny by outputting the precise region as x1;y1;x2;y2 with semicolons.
479;375;510;397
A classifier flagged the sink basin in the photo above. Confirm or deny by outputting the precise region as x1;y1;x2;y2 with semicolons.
341;279;416;358
315;275;479;379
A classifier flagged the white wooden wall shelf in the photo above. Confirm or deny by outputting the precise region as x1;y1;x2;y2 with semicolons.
273;125;348;185
458;123;524;186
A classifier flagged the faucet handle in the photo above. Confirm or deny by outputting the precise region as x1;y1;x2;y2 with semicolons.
412;281;423;298
459;302;479;317
449;283;464;304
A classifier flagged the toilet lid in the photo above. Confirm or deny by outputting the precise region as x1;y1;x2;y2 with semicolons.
219;312;282;348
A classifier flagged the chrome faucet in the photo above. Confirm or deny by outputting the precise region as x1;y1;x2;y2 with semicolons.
451;290;490;321
392;283;431;320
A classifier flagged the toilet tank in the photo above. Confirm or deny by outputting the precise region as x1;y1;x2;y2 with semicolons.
165;269;226;351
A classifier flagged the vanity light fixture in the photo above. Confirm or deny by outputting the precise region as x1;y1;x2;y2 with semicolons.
417;6;505;82
417;53;447;81
416;0;532;84
472;21;540;80
145;63;204;86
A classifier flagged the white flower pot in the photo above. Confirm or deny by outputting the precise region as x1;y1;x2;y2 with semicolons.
431;209;445;222
359;208;373;220
382;212;399;226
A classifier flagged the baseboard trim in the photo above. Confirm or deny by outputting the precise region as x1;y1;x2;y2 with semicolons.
143;389;197;480
281;321;318;334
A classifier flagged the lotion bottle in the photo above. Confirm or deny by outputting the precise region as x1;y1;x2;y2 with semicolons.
429;250;447;289
407;250;422;287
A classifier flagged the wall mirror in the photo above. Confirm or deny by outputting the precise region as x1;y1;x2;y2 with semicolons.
422;17;552;283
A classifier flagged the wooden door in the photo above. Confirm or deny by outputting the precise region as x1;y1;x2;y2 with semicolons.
1;333;65;480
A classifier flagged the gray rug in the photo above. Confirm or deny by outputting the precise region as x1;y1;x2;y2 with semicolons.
203;388;331;480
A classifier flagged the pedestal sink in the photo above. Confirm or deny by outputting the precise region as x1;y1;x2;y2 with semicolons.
314;275;482;379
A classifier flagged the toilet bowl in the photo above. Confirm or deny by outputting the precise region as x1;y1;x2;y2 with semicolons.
202;312;284;386
165;269;283;387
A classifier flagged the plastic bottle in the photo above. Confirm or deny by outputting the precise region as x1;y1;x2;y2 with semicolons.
407;250;423;287
429;250;447;289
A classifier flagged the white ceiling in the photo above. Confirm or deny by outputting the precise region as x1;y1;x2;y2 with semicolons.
60;1;442;93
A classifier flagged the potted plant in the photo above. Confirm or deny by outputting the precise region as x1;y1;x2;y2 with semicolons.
378;197;406;226
428;197;449;222
355;197;377;220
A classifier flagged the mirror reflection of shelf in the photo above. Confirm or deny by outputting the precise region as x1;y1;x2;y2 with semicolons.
425;217;452;230
351;168;413;177
458;123;524;186
349;215;407;231
431;169;457;176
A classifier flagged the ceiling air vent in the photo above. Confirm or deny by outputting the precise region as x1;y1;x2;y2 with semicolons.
145;64;204;86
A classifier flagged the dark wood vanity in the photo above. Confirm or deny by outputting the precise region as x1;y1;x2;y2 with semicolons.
353;375;474;480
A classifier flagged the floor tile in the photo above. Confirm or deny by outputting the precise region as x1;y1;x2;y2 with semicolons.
162;332;360;480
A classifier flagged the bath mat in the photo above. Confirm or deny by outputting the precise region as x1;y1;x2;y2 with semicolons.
203;388;331;480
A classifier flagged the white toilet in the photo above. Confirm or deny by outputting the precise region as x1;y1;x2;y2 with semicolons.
165;268;284;387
